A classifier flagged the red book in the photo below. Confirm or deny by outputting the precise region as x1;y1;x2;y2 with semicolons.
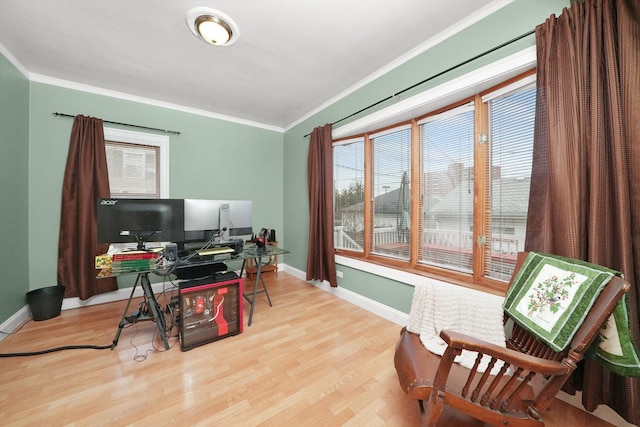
112;251;160;261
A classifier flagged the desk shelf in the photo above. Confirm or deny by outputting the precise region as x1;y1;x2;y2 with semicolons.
245;242;278;278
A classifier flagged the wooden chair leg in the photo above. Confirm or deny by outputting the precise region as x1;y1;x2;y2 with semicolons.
421;392;445;427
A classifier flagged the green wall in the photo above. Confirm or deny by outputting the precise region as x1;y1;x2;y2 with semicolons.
0;71;283;325
0;53;30;322
26;83;283;294
282;0;569;314
1;0;569;325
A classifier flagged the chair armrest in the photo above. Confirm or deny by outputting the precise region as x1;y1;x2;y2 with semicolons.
440;329;571;377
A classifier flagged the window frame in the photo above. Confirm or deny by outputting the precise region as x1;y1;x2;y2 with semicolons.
333;68;536;293
333;136;366;253
103;127;170;198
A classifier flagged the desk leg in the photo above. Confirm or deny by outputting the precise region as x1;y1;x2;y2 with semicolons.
239;258;246;279
139;273;170;350
257;259;272;307
112;275;140;350
242;255;273;327
111;273;170;351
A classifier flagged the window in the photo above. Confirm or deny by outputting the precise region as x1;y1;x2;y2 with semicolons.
334;137;365;252
333;71;536;290
419;103;475;272
484;81;535;281
371;125;411;260
103;128;169;198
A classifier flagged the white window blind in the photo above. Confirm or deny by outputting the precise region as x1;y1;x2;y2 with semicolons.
330;71;535;290
371;126;411;260
333;138;365;252
420;105;475;273
485;82;536;280
103;127;169;199
105;141;160;198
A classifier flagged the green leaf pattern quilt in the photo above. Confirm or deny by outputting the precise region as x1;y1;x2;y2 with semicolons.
503;252;640;376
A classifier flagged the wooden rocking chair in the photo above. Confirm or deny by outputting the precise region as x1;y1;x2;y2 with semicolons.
394;252;630;426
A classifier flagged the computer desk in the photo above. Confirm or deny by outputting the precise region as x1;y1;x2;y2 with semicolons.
173;244;288;326
99;244;289;350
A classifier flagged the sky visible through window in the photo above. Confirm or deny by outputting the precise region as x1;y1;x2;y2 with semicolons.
334;85;535;198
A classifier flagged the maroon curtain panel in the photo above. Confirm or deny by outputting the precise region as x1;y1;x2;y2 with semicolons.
526;0;640;423
57;115;117;300
306;124;338;287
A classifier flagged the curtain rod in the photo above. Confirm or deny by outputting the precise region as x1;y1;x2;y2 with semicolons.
52;112;181;135
305;29;536;137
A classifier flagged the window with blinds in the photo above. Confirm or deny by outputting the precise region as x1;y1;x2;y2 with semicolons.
333;138;365;252
105;141;160;198
484;81;536;280
103;127;169;199
371;126;411;260
419;104;475;272
331;70;536;291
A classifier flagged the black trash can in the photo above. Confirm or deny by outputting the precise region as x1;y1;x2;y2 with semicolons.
26;286;65;321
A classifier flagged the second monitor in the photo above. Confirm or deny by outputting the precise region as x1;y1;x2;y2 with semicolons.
183;199;252;244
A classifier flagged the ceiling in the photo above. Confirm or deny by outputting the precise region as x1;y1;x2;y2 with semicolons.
0;0;509;131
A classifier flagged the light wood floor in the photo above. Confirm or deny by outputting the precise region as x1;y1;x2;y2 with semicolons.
0;272;616;426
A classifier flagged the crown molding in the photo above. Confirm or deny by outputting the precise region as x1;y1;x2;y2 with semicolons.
284;0;515;132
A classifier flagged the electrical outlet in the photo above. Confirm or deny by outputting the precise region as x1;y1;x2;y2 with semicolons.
336;270;344;278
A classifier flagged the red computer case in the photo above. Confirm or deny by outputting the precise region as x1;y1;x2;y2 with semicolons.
179;277;243;351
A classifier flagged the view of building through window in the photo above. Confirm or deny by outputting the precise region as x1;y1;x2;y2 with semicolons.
334;138;365;252
333;74;536;286
371;126;411;260
420;103;475;273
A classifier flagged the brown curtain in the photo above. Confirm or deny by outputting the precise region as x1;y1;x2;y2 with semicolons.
526;0;640;423
306;124;338;287
57;115;117;300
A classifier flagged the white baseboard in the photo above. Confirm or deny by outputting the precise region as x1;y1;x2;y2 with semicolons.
0;306;31;341
59;281;173;311
282;264;409;326
0;282;171;342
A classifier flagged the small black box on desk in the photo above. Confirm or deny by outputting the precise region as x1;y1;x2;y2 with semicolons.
173;260;228;280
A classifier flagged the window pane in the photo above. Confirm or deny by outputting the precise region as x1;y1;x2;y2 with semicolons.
106;141;160;198
334;139;365;252
420;105;475;272
486;84;535;280
371;127;411;259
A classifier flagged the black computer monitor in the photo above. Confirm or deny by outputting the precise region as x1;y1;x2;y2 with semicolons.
97;198;185;250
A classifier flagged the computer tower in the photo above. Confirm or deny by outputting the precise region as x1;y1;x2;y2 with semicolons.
179;275;243;351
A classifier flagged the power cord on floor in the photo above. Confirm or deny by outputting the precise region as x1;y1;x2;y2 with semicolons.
0;319;112;357
1;280;181;359
0;343;112;357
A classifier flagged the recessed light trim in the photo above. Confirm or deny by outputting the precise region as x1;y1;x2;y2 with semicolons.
186;7;239;47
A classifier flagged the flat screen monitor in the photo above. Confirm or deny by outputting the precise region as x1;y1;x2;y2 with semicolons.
184;199;252;243
220;200;253;237
97;198;185;250
183;199;221;243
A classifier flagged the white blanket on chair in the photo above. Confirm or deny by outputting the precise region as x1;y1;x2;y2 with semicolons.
406;279;506;375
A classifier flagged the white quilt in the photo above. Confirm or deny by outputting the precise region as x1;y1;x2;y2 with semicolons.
406;278;506;375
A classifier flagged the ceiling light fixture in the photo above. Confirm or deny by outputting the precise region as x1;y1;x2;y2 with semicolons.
186;7;239;47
